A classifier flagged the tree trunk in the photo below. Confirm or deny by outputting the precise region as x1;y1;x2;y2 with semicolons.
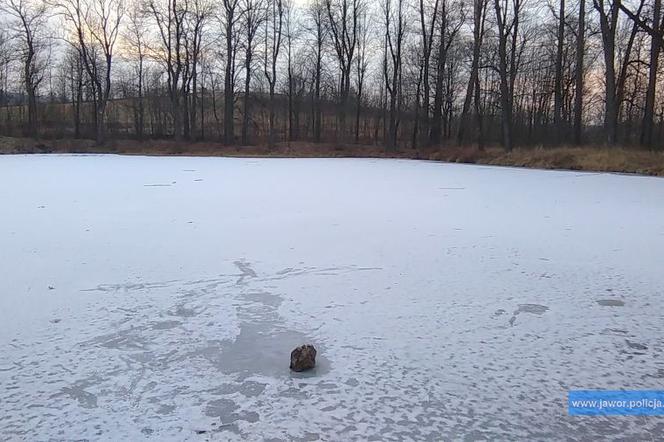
314;52;322;142
553;0;565;144
494;0;514;151
596;0;619;145
573;0;585;145
641;0;661;148
242;51;252;145
24;47;37;137
456;0;482;145
224;19;235;145
355;83;363;143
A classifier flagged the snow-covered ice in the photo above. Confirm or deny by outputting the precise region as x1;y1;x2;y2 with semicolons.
1;155;664;440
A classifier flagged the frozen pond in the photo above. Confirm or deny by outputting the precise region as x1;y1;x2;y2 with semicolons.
1;155;664;440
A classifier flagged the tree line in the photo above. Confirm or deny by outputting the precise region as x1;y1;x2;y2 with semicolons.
0;0;663;151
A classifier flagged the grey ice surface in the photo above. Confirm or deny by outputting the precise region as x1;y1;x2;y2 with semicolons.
1;155;664;440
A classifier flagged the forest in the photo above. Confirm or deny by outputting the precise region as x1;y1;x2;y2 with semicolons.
0;0;663;152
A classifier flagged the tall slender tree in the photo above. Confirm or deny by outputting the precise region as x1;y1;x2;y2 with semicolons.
554;0;566;143
56;0;124;144
325;0;360;141
456;0;486;146
573;0;585;145
263;0;283;147
240;0;265;145
383;0;405;150
2;0;49;137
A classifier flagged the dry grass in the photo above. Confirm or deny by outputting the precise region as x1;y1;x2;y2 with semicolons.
430;145;664;176
2;136;664;177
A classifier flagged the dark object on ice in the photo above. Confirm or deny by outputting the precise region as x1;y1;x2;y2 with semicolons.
597;299;625;307
626;340;648;351
290;344;317;372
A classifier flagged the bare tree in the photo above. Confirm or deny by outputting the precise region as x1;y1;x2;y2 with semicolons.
263;0;283;147
493;0;525;151
621;0;664;147
305;0;327;142
594;0;620;145
354;6;368;143
382;0;405;150
456;0;486;146
417;0;439;145
146;0;188;140
553;0;566;143
124;1;148;139
240;0;265;144
56;0;124;144
60;46;84;137
186;0;211;140
0;31;11;130
594;0;644;145
573;0;585;145
325;0;360;141
221;0;242;144
284;0;297;141
2;0;49;136
640;0;662;147
0;31;10;119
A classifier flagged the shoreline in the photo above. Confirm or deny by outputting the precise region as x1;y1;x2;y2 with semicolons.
2;136;663;177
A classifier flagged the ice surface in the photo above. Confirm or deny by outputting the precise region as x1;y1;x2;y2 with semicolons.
1;155;664;440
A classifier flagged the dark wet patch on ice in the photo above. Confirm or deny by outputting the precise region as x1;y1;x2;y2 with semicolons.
189;284;328;379
204;323;329;379
294;432;322;442
625;340;648;351
345;377;360;387
170;304;198;318
58;381;99;409
492;309;507;318
143;183;172;187
156;404;176;415
182;276;235;286
90;329;149;350
601;328;628;336
211;381;267;397
280;386;309;399
205;398;237;418
508;304;549;326
127;351;155;364
205;398;260;427
644;369;664;379
234;260;257;285
261;265;382;282
82;280;179;293
243;291;282;308
597;299;625;307
150;320;182;330
516;304;549;315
